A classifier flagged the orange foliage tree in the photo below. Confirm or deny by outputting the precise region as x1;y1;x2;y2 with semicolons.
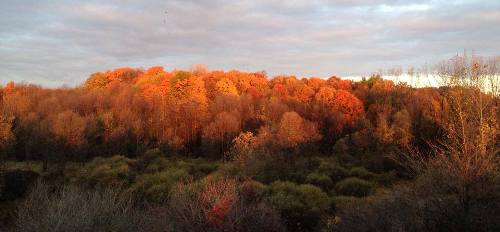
276;111;321;149
203;112;241;156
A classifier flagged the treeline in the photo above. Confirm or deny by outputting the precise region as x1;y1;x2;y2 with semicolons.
2;65;451;166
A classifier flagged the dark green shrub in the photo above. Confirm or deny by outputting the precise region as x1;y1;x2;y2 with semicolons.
141;148;164;162
349;167;375;180
71;155;136;188
128;167;189;202
142;157;171;173
191;159;219;177
318;159;349;182
140;157;218;182
305;172;333;190
375;171;397;186
215;162;243;179
333;196;365;210
287;157;318;183
267;181;331;232
335;177;374;197
241;153;291;183
240;180;267;202
234;151;317;184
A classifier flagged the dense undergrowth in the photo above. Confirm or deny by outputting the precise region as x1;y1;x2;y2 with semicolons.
2;148;499;232
1;151;395;231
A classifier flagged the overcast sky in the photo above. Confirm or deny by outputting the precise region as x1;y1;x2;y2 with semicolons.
1;0;499;87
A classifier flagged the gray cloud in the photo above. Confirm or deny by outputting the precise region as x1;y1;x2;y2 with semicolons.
0;0;499;87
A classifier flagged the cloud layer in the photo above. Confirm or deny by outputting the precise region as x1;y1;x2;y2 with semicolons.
1;0;499;87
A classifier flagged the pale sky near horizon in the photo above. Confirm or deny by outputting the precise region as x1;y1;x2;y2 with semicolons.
1;0;499;87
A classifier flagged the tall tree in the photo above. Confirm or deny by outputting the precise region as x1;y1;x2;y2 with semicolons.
203;112;240;157
276;111;321;149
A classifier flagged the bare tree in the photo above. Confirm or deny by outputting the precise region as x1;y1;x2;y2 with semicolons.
394;51;500;231
485;56;500;98
16;183;141;232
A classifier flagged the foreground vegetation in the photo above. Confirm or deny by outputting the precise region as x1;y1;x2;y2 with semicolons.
1;53;499;231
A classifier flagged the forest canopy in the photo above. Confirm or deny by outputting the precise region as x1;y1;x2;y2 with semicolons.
0;65;445;161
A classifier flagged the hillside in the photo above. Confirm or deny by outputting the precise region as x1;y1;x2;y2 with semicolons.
1;56;499;231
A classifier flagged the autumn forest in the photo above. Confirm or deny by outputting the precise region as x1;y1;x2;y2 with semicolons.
1;54;499;231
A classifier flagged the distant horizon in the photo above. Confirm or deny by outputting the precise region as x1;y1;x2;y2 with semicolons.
1;62;443;88
1;64;444;89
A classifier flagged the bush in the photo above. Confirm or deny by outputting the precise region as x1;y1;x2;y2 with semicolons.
1;161;43;173
71;155;136;188
349;167;375;180
240;179;267;202
267;181;331;232
0;170;39;201
333;196;365;210
305;172;334;190
128;167;189;202
334;192;416;232
167;176;284;232
140;148;164;162
335;177;374;197
375;171;397;186
141;157;217;178
142;156;171;173
15;183;143;232
318;159;349;182
334;170;500;232
239;152;292;183
191;159;219;177
229;150;318;184
289;157;320;183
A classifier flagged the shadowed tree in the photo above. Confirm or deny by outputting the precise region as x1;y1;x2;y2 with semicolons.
50;110;87;165
276;111;321;150
203;112;240;157
0;114;15;170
